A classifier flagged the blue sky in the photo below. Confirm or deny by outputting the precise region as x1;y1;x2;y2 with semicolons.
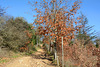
0;0;100;32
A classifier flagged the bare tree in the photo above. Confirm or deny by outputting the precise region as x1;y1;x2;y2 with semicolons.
0;6;5;16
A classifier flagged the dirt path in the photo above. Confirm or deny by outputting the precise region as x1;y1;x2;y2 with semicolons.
3;48;56;67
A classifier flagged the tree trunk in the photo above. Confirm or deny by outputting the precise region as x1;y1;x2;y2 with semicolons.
62;36;64;67
54;48;57;60
54;41;57;60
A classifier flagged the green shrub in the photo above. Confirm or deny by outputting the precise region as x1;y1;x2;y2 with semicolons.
0;17;30;51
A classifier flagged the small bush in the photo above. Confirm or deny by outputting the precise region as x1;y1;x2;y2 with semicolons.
57;40;98;67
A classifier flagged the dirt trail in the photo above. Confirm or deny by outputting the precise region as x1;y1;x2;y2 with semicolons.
3;48;56;67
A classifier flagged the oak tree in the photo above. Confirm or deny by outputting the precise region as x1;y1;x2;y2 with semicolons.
30;0;82;62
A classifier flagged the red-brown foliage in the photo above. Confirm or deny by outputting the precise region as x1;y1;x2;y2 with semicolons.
31;0;82;47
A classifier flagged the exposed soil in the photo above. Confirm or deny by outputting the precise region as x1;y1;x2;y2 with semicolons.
1;48;56;67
